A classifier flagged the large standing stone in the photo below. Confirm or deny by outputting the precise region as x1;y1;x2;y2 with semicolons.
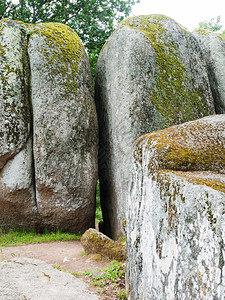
0;19;98;232
0;19;36;229
127;115;225;299
193;29;225;113
28;23;98;232
95;14;215;238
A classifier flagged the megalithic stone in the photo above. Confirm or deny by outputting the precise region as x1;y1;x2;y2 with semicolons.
28;23;98;233
95;15;215;239
0;19;36;229
0;19;98;233
127;114;225;300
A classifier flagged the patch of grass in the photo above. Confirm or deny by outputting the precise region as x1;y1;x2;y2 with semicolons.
53;263;61;270
75;260;127;299
118;289;127;299
0;228;81;247
80;250;89;257
93;280;104;287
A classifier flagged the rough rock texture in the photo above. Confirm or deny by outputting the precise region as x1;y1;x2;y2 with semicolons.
193;29;225;113
0;19;36;229
0;19;98;232
0;19;31;169
127;115;225;300
0;137;37;229
81;228;126;261
28;23;98;232
0;257;99;300
95;14;215;238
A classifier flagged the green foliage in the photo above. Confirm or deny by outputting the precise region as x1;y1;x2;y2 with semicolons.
76;260;127;298
53;263;61;270
199;16;225;35
1;0;139;77
117;289;128;299
0;228;81;247
95;179;103;224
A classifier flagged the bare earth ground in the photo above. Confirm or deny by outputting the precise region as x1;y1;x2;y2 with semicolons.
0;241;125;299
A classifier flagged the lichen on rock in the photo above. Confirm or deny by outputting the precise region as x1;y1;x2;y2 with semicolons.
120;15;214;125
81;228;126;261
127;115;225;299
134;114;225;173
193;28;225;113
30;22;83;97
0;19;98;233
95;14;215;239
0;19;31;169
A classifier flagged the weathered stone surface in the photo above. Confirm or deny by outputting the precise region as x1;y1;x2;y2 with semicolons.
0;19;35;230
95;14;215;238
127;115;225;299
0;137;37;229
81;228;126;261
193;29;225;113
0;19;98;233
28;23;98;232
0;257;99;300
0;19;31;169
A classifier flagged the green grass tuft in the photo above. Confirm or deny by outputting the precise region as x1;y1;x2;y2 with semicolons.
0;228;81;247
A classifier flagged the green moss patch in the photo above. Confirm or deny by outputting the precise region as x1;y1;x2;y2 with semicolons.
121;15;211;126
194;28;225;41
81;229;126;261
134;117;225;173
32;22;83;97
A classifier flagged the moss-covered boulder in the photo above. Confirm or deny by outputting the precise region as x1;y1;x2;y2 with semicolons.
193;29;225;113
81;228;126;261
95;14;215;239
28;22;98;232
0;19;98;232
127;114;225;299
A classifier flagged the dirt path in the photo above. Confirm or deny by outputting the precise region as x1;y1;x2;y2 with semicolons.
0;241;111;274
0;241;117;299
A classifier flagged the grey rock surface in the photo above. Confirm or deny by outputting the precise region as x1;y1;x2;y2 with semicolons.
0;19;31;170
95;14;215;239
193;29;225;113
0;19;36;229
0;136;37;229
127;115;225;299
0;257;99;300
28;23;98;232
0;19;98;232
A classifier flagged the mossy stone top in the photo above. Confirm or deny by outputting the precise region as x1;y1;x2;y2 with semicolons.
134;114;225;174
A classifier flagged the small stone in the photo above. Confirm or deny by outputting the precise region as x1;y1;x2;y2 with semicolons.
81;228;126;261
